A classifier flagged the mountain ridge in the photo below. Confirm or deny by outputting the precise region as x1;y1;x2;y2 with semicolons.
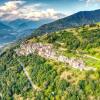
34;9;100;35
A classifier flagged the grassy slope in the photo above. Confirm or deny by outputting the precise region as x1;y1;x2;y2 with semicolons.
0;24;100;100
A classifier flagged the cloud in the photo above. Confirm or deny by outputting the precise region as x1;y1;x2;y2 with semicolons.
0;1;66;21
0;1;24;11
85;0;100;6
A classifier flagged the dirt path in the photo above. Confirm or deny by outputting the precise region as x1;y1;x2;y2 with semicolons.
0;93;2;98
84;55;100;61
17;59;40;91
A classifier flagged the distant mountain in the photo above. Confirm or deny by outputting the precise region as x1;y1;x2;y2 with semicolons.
1;9;100;46
0;19;36;45
8;19;53;31
0;21;13;30
0;21;15;35
0;32;16;44
0;22;15;44
34;9;100;35
16;29;35;39
0;18;53;45
8;19;34;30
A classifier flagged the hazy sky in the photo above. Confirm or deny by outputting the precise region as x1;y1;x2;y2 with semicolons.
0;0;100;21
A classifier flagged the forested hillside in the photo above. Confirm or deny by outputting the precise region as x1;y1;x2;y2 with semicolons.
0;24;100;100
34;9;100;35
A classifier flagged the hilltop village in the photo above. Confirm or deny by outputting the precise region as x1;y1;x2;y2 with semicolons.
16;43;96;71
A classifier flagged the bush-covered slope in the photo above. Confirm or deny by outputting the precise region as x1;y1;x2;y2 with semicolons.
0;24;100;100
